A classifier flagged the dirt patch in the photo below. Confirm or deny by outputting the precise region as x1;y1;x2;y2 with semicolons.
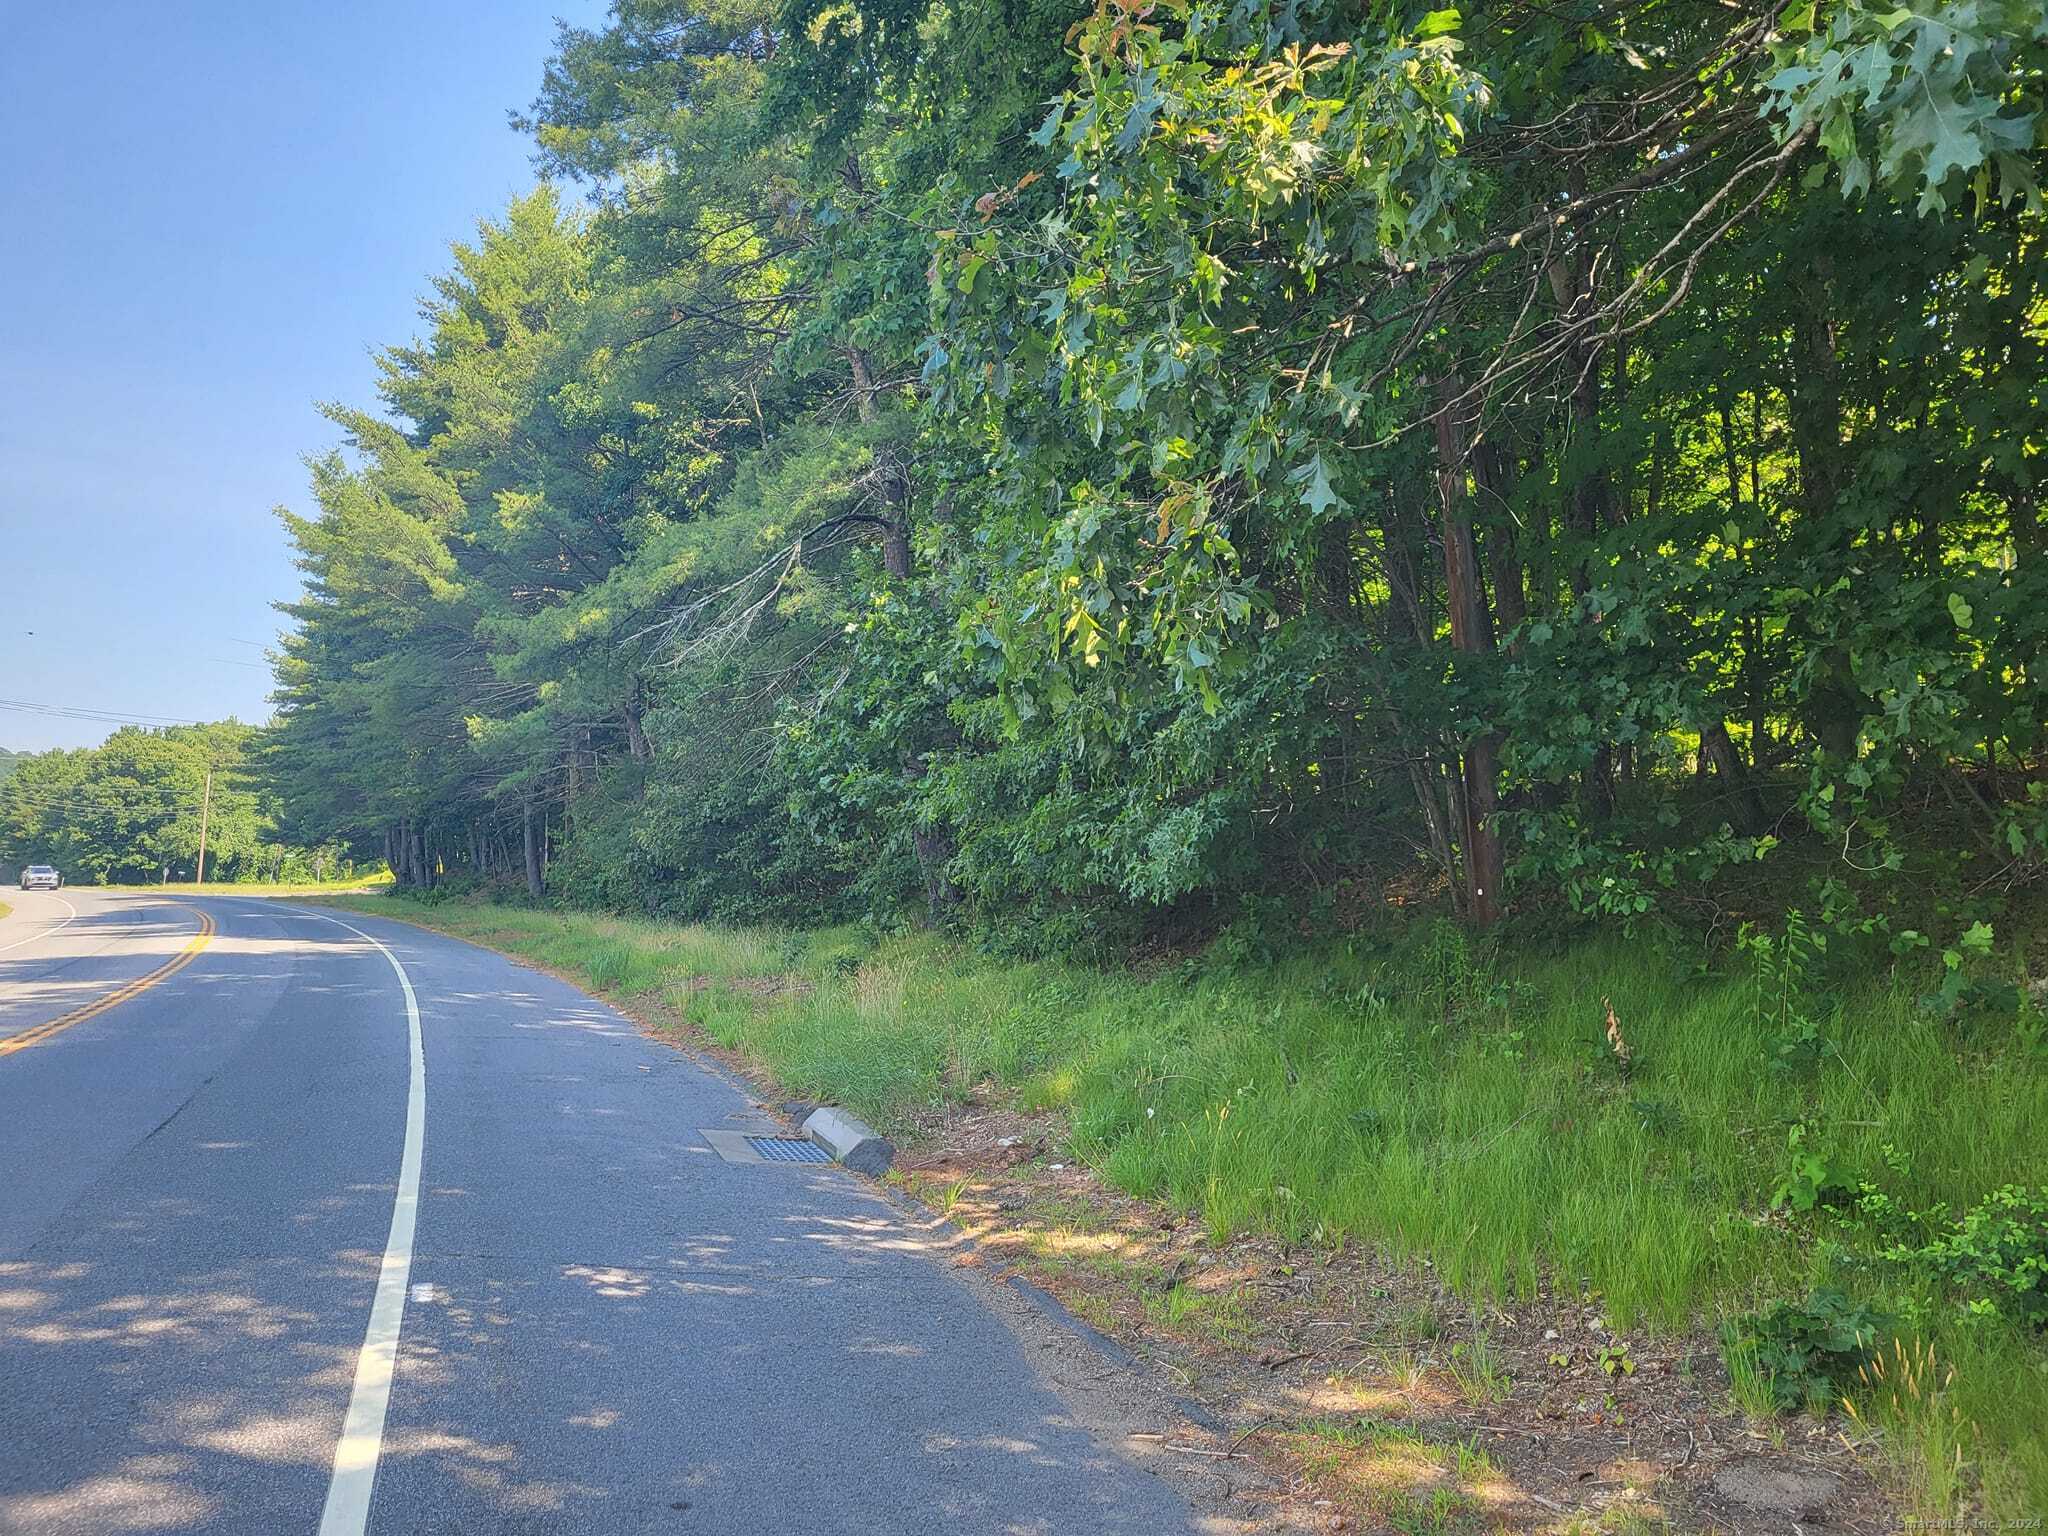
1708;1459;1842;1519
888;1128;1891;1534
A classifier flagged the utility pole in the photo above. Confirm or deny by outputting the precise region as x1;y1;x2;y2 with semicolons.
195;765;212;886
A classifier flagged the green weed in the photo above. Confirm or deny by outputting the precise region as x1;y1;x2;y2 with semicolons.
1721;1289;1888;1416
1445;1330;1512;1406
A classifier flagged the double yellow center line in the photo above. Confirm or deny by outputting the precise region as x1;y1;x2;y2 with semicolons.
0;906;216;1056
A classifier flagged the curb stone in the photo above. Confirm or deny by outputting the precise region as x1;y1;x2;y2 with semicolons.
803;1104;895;1174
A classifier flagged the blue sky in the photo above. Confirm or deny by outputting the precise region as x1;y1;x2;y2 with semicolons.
0;1;601;751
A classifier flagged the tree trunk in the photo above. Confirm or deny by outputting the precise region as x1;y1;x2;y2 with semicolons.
622;678;652;763
522;798;544;901
1377;480;1462;900
1546;220;1619;817
847;346;912;577
1433;384;1505;927
911;825;959;921
1700;721;1766;834
1785;253;1862;757
1546;231;1620;536
1406;757;1462;907
1473;439;1525;652
1381;483;1435;643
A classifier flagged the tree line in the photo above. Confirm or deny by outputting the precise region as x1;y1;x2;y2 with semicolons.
266;0;2046;948
0;723;346;885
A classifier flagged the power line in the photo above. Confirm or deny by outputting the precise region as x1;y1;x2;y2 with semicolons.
0;783;215;812
0;697;205;727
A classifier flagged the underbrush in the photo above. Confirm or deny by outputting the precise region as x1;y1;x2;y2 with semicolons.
328;894;2048;1516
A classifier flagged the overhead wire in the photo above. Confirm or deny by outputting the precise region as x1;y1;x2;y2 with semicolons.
0;697;207;727
0;783;214;812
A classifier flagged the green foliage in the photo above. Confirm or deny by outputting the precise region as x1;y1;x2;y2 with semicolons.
1773;1123;1856;1214
1885;1186;2048;1328
1918;920;2026;1027
261;0;2047;946
1722;1288;1890;1414
1745;910;1835;1075
1764;0;2047;212
0;723;340;884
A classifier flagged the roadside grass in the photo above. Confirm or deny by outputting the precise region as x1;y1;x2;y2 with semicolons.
326;894;2048;1515
98;872;397;897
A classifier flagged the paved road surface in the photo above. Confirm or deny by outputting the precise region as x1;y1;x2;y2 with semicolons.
0;889;1211;1535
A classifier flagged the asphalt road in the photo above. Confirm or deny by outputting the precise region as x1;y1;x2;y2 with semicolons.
0;889;1211;1535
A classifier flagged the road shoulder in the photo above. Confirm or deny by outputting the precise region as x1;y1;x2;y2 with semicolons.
319;897;1904;1535
306;898;1285;1531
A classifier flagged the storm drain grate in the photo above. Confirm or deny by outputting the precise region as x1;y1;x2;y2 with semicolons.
745;1135;834;1164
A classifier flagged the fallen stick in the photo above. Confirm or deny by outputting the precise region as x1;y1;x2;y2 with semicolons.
1230;1417;1279;1451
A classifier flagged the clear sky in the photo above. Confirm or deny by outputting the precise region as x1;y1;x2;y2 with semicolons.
0;1;601;752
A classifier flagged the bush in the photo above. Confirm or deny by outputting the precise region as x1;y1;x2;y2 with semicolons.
1890;1186;2048;1329
1722;1288;1889;1415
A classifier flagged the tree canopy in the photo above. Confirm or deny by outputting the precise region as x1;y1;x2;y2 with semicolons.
265;0;2047;953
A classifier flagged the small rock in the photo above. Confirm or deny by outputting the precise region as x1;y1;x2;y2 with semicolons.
1047;1163;1066;1171
1544;1328;1560;1341
996;1136;1020;1147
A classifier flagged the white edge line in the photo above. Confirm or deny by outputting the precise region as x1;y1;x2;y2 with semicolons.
0;893;80;953
291;906;426;1536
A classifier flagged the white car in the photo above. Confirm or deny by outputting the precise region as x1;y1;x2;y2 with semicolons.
20;865;61;891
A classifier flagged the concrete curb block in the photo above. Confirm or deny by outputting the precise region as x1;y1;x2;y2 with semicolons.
803;1105;895;1175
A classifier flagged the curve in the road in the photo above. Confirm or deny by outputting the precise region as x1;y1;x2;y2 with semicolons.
295;908;426;1536
0;902;214;1055
0;895;1221;1535
0;893;80;954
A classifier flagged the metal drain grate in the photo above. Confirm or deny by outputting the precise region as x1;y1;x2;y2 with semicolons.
745;1135;833;1164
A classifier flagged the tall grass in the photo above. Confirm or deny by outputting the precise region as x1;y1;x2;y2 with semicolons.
331;895;2048;1511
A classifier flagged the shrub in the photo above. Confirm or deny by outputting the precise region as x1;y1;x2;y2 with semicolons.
1722;1288;1889;1415
1890;1186;2048;1329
